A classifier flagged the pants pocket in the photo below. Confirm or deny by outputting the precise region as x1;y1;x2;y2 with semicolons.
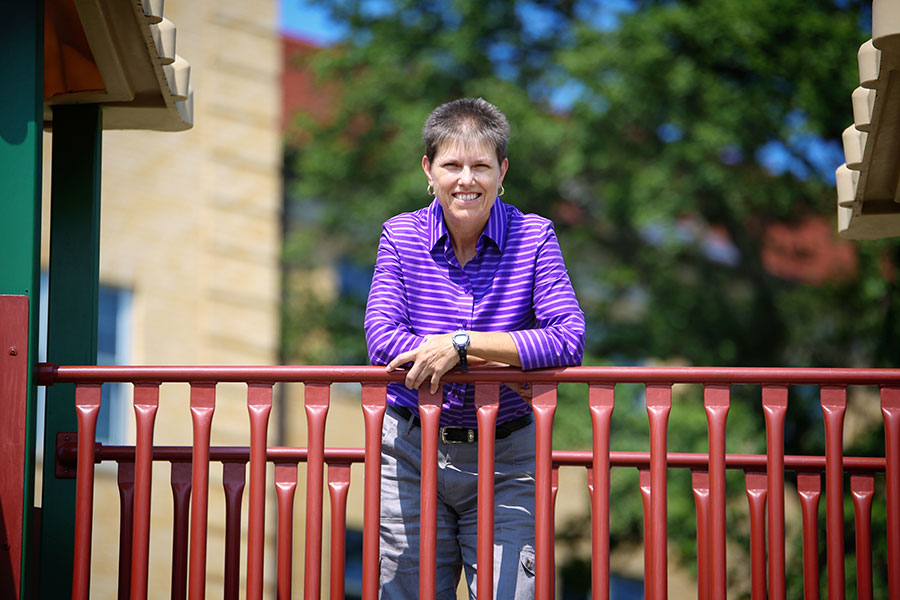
514;545;535;599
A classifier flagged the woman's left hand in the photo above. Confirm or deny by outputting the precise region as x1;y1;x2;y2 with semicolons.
386;334;459;393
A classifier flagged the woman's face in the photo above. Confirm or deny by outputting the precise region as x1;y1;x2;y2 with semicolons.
422;138;508;237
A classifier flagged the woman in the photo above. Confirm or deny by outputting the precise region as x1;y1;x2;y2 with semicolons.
365;98;585;599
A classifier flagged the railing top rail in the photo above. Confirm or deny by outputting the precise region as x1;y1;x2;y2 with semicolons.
37;362;900;386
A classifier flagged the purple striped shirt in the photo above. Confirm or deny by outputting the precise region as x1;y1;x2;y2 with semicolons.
364;198;585;427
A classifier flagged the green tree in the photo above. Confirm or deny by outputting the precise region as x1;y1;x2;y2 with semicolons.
283;0;894;595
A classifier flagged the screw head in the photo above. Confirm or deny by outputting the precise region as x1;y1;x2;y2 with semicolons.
8;347;16;356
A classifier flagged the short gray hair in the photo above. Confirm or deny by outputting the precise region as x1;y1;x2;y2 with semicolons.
422;98;510;165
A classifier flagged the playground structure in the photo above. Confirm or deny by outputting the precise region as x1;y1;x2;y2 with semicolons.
4;1;900;598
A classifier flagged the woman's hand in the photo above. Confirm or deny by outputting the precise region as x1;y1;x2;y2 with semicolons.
386;334;459;394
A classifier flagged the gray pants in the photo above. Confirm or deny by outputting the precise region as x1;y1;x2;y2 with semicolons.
380;406;536;600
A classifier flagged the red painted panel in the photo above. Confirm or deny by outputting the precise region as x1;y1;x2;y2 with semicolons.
0;295;28;600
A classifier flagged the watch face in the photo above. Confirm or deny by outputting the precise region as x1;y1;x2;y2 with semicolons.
453;332;468;347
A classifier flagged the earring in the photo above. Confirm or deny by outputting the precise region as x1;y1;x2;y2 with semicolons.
497;184;505;197
427;183;435;196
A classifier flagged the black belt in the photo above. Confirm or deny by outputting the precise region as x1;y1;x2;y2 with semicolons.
391;405;533;444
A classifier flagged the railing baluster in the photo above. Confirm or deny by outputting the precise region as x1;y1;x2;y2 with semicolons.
170;462;192;600
691;470;710;600
820;385;847;600
72;384;101;600
850;474;874;600
533;383;557;600
131;382;160;600
646;384;671;600
639;469;652;600
188;383;215;600
475;382;500;600
117;461;135;600
304;383;331;600
797;473;821;600
360;384;386;600
762;385;787;600
246;383;273;600
703;385;729;599
275;462;298;600
222;461;247;600
328;463;352;600
882;385;900;599
418;387;442;600
589;384;614;600
745;472;767;600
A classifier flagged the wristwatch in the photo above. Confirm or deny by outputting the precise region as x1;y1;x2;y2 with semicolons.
451;329;470;372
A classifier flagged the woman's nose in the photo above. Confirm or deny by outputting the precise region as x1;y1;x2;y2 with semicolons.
459;167;475;185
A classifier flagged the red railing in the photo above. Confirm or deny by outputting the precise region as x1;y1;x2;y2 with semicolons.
36;364;900;599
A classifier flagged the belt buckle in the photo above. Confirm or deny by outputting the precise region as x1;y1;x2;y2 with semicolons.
440;426;475;444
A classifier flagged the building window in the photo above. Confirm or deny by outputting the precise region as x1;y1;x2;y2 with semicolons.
37;273;132;450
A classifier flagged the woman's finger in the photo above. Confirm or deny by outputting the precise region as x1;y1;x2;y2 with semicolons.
387;350;416;372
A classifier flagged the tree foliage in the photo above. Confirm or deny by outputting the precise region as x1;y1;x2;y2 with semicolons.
283;0;895;593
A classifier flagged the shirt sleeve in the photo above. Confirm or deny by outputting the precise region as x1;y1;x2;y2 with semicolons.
364;227;424;366
507;223;585;370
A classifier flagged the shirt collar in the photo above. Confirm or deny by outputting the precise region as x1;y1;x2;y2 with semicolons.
427;198;508;253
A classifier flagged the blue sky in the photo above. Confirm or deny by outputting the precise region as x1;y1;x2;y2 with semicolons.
280;0;344;44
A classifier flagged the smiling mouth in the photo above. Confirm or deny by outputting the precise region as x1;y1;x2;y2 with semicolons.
454;192;481;201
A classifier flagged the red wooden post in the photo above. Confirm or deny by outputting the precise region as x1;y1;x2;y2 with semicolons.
703;385;729;599
820;386;847;600
762;385;787;600
646;384;671;600
72;384;102;600
691;470;710;600
850;474;874;600
797;473;821;600
881;385;900;599
532;383;557;600
360;384;386;600
222;461;246;600
170;462;192;600
589;384;614;600
475;383;500;600
246;383;273;600
0;295;28;600
275;463;298;599
745;472;767;600
188;383;215;600
304;383;330;600
130;383;160;600
328;463;352;600
418;387;442;600
116;461;136;600
639;469;652;600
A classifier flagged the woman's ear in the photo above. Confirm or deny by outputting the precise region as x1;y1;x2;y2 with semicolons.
499;157;509;181
421;154;432;181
